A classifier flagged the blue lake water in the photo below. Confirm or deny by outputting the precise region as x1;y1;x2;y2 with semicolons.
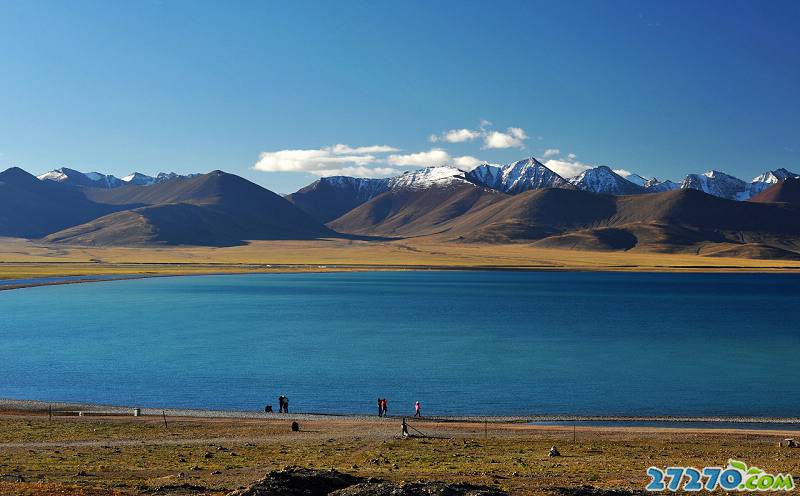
1;271;799;417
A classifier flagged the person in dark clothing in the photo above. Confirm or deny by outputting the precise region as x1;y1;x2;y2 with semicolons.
401;418;408;437
377;397;383;417
284;396;289;413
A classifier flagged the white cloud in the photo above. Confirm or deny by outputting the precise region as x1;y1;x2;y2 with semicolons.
483;127;529;149
453;155;482;169
567;153;577;160
254;140;485;178
253;144;398;173
330;144;398;154
386;149;482;170
311;166;400;178
613;169;632;177
544;159;593;179
430;128;482;143
543;148;560;158
387;148;452;167
508;127;527;139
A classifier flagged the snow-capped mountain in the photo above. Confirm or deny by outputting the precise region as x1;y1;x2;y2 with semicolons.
37;168;122;188
309;176;391;201
121;172;157;185
120;171;198;186
466;157;571;194
298;168;470;200
388;166;473;191
643;178;680;192
680;170;749;200
84;172;123;188
621;173;681;193
568;166;645;195
155;172;200;183
748;168;799;197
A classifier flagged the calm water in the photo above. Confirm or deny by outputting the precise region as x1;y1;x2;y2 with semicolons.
1;271;799;416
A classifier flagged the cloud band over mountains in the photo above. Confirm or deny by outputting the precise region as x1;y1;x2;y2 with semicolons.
251;121;629;180
253;121;535;178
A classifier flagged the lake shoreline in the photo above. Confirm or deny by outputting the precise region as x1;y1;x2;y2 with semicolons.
4;262;800;292
3;398;799;428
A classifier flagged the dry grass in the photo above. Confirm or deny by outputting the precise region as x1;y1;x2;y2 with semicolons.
0;413;797;495
3;237;800;281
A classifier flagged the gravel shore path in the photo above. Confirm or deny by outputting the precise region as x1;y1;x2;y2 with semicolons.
3;398;799;425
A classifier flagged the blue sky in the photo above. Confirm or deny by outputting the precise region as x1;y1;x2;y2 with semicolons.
1;0;798;193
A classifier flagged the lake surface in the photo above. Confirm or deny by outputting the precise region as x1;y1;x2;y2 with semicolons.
1;271;799;416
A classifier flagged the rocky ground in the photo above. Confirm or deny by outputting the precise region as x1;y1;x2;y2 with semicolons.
0;408;797;495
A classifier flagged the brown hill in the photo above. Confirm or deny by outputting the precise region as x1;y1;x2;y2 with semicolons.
331;185;800;256
45;171;334;246
328;183;504;237
0;167;121;238
750;178;800;204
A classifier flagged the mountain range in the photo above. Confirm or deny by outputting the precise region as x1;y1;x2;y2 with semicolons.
286;159;798;223
3;168;331;246
36;168;198;188
2;159;799;258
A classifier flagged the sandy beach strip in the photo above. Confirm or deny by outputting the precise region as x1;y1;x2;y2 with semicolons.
2;398;799;430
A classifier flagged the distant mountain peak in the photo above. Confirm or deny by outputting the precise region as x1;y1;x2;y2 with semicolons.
37;167;122;189
643;177;680;192
388;166;472;191
121;172;156;185
751;177;800;204
120;171;198;186
568;166;645;195
466;157;570;194
681;170;748;200
748;168;799;197
37;167;77;182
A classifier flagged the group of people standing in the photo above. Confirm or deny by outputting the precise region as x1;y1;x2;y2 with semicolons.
376;398;421;418
265;394;421;417
377;397;388;416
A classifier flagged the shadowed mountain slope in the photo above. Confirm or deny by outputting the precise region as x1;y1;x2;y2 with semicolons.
0;167;121;238
750;178;800;204
45;171;334;246
286;176;391;223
